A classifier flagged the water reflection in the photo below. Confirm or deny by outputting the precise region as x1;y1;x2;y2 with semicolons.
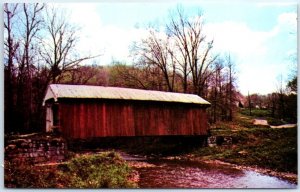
137;159;297;188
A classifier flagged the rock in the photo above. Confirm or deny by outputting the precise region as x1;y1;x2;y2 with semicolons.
253;119;269;126
223;136;233;145
238;150;248;155
270;124;297;129
127;161;156;168
5;134;67;164
6;144;16;151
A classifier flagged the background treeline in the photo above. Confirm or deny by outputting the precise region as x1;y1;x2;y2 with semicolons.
245;89;297;124
244;62;297;124
4;3;296;134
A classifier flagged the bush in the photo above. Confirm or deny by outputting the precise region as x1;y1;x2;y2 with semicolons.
59;152;136;188
5;151;137;188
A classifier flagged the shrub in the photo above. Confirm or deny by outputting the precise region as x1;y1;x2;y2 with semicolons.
59;152;137;188
5;151;137;188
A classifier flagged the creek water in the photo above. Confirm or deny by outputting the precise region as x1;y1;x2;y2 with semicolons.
132;158;297;188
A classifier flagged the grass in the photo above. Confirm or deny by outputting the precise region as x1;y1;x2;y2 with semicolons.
5;151;137;188
5;161;60;188
239;108;290;125
240;108;272;118
192;110;298;174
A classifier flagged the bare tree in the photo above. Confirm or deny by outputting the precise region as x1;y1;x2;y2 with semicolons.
4;3;99;133
4;4;19;76
4;3;19;133
40;6;98;85
224;54;237;121
59;65;108;85
276;74;286;119
209;58;224;123
287;58;297;93
6;3;45;132
207;54;238;122
132;29;177;92
108;62;157;90
132;7;217;96
166;6;217;95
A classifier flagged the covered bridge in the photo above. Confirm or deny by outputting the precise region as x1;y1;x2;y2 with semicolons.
43;84;211;139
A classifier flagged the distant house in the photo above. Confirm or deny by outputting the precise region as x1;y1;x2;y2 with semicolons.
43;84;211;139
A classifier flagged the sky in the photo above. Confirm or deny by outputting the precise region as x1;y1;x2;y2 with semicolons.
49;1;297;95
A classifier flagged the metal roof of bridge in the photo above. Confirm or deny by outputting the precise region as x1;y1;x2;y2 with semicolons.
43;84;211;106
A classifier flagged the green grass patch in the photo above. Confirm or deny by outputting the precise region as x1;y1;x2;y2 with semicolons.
5;151;137;188
239;108;292;125
266;117;289;126
204;110;298;173
240;108;272;118
193;127;297;173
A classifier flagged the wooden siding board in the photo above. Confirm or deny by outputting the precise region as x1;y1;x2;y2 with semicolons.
87;103;93;138
69;103;74;138
169;108;175;135
128;105;135;136
58;103;64;137
65;103;70;137
113;104;118;136
134;103;141;136
92;104;95;136
58;103;64;136
64;103;70;138
124;105;130;135
72;104;77;138
102;103;107;136
95;104;99;136
159;107;165;135
156;105;160;135
79;103;84;138
76;103;81;138
165;106;170;135
83;103;88;139
96;104;102;137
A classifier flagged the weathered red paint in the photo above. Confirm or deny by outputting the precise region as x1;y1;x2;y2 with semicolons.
50;99;209;139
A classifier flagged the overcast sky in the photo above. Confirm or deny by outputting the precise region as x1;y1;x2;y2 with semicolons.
49;1;297;95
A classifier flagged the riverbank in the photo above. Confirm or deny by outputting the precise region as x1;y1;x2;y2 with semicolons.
187;112;297;184
194;127;297;172
124;109;298;185
202;159;298;184
124;125;297;184
160;155;297;184
126;155;296;188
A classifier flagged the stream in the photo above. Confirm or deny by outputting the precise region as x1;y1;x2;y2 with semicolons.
121;153;297;188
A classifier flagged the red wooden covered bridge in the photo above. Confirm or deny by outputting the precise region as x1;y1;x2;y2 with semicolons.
43;84;211;139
